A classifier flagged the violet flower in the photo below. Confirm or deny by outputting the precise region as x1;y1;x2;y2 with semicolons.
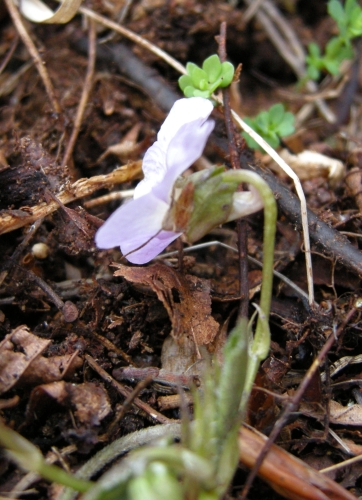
95;98;215;264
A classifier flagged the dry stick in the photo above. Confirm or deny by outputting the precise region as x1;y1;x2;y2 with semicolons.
3;0;61;114
240;306;358;499
218;22;249;319
0;161;142;235
85;354;176;425
61;20;96;171
0;35;19;75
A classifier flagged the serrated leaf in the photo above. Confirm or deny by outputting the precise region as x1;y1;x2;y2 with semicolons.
202;54;222;83
255;111;270;132
307;64;320;80
186;62;199;76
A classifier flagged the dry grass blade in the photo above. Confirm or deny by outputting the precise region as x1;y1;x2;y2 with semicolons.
3;0;61;113
230;109;315;306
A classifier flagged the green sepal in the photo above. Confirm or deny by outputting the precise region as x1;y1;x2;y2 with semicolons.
163;167;238;243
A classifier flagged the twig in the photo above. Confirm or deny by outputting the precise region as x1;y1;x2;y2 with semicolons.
0;35;18;75
0;161;142;235
85;354;176;425
61;20;96;172
0;217;43;286
22;267;78;322
3;0;61;114
218;22;249;318
240;306;357;499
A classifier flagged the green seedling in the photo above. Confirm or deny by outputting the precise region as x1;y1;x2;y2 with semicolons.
328;0;362;43
306;0;362;80
241;103;295;151
179;54;234;98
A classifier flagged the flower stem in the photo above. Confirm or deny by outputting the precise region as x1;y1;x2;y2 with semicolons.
222;169;277;395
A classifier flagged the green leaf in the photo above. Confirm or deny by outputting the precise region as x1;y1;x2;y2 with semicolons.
306;64;320;80
190;66;208;88
184;86;197;98
308;42;321;58
219;61;235;87
202;54;222;83
268;103;285;126
328;0;346;25
193;88;212;98
178;74;193;91
276;112;295;137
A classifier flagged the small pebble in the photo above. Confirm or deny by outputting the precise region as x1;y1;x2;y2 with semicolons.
32;243;50;259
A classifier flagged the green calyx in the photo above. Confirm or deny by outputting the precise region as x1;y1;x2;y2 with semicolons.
163;166;240;242
179;54;235;99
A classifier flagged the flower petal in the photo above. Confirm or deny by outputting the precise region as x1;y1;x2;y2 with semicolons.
156;116;215;200
95;193;181;264
226;186;264;222
138;98;214;201
133;142;166;199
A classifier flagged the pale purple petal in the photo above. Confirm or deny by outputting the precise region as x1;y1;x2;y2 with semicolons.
95;193;167;250
154;118;215;201
133;142;166;199
124;230;181;265
139;98;214;202
96;97;214;264
157;97;214;150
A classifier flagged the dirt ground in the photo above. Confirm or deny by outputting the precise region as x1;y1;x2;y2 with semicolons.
0;0;362;498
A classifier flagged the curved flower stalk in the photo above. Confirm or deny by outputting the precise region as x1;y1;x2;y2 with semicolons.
95;97;264;264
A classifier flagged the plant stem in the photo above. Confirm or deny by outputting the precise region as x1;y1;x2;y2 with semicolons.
222;170;277;394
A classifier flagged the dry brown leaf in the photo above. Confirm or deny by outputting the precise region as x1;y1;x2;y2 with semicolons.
114;263;219;347
0;325;82;394
301;400;362;426
329;401;362;426
239;425;357;500
27;381;111;425
0;325;50;394
21;351;82;386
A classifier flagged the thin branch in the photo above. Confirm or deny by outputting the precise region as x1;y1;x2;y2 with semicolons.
61;20;96;172
218;22;249;318
4;0;61;114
